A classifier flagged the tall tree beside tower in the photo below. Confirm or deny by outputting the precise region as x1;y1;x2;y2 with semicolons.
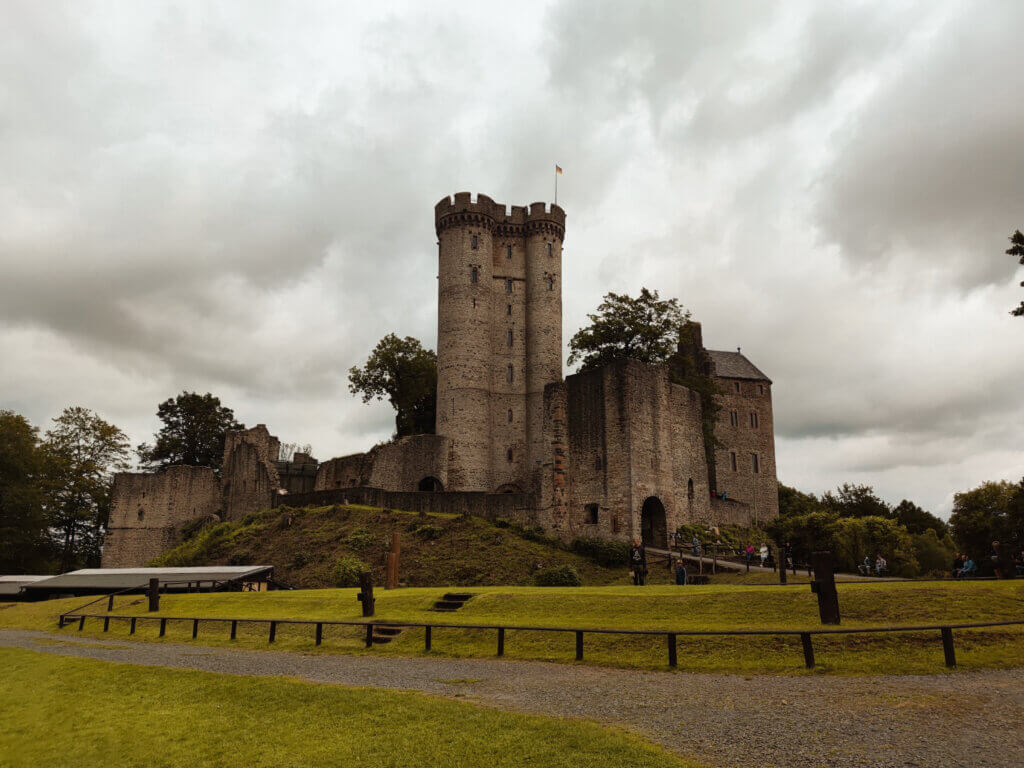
136;392;243;472
348;334;437;438
1008;229;1024;317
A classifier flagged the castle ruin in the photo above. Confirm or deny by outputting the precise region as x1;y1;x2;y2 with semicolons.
102;192;778;567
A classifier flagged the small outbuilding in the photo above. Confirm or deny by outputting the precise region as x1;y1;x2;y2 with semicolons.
15;566;275;600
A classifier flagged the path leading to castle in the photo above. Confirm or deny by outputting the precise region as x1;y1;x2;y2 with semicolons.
3;629;1021;768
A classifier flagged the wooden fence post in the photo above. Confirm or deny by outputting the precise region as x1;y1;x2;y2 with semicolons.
800;633;815;668
941;627;956;667
315;623;323;646
148;578;160;612
575;631;584;661
497;627;505;657
130;617;136;635
268;621;277;643
667;633;677;667
365;624;374;648
192;619;199;639
230;620;237;640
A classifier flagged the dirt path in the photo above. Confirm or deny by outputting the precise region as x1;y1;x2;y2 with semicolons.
2;628;1021;768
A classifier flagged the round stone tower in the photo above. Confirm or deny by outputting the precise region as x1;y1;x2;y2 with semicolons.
434;193;499;490
524;202;565;485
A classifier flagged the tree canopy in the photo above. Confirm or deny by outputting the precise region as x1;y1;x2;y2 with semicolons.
0;411;51;572
949;479;1024;569
44;407;130;570
1008;229;1024;317
137;392;243;472
348;334;437;438
567;288;691;371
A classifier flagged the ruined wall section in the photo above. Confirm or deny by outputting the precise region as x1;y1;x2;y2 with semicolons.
712;377;779;522
221;425;282;520
101;466;221;567
314;435;450;494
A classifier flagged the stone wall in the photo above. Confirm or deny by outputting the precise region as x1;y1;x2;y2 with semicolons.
313;435;450;494
222;425;282;520
101;466;221;567
712;377;779;522
273;485;535;524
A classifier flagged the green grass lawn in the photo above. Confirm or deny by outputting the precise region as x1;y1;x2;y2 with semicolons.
0;647;701;768
2;580;1021;675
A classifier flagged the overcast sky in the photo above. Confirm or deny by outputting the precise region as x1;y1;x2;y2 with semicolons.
2;1;1022;517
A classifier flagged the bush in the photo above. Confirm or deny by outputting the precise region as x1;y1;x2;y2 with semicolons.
346;527;374;550
570;537;629;567
331;555;370;587
493;518;511;529
412;524;444;541
534;564;581;587
512;523;563;549
289;552;312;569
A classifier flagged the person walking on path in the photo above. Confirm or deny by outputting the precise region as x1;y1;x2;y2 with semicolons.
759;543;769;567
674;558;687;585
629;539;648;586
744;544;755;564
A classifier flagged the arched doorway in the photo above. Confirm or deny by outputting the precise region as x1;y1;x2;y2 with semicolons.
641;497;667;548
418;476;443;492
495;483;522;494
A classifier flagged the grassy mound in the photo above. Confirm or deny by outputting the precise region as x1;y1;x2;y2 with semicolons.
150;504;645;587
0;648;698;768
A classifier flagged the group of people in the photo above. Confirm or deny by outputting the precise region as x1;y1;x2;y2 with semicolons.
856;554;888;576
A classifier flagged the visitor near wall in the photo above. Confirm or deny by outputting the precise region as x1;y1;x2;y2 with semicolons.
629;539;647;586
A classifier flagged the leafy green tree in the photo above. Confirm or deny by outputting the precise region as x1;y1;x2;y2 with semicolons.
137;392;243;471
777;483;821;517
43;407;131;571
348;334;437;437
0;411;52;572
911;529;957;576
821;483;892;519
830;516;919;577
893;499;948;537
950;480;1022;570
568;288;691;371
1007;229;1024;317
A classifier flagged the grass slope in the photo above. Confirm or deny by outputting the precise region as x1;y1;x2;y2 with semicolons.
0;648;700;768
4;580;1021;675
152;503;648;587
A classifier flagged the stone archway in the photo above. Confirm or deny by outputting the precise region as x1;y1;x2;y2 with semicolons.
418;476;444;492
640;496;667;548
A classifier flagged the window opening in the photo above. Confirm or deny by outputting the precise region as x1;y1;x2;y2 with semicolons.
730;452;737;472
507;364;514;382
507;409;513;423
506;245;512;259
506;278;513;293
507;448;514;462
584;504;599;525
471;267;478;283
751;453;759;473
471;234;478;249
507;329;513;346
507;304;512;315
547;242;552;256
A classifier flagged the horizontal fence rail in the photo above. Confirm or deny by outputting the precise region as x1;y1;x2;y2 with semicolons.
56;612;1024;670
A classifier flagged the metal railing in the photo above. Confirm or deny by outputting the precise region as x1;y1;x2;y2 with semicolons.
56;611;1024;670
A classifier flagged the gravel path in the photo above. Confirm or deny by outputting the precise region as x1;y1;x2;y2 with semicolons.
3;628;1022;768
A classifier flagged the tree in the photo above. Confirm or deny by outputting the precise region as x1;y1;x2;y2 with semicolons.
893;499;948;537
43;407;130;571
1007;229;1024;317
821;483;892;519
777;483;821;517
949;480;1020;571
348;334;437;437
137;392;243;471
0;411;52;572
568;288;691;371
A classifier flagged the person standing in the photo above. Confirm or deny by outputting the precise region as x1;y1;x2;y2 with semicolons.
744;544;755;564
691;535;701;557
629;539;647;586
759;543;769;567
674;558;687;585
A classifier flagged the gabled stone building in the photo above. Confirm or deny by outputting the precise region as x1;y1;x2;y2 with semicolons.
102;192;778;567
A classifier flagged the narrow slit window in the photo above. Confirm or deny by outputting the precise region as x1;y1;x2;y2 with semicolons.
750;412;758;429
506;245;512;259
472;297;476;308
506;304;512;316
471;267;478;284
507;448;514;462
507;409;513;423
471;234;478;249
547;276;554;291
584;504;599;525
758;384;764;395
547;242;552;256
734;381;740;393
507;364;514;382
730;452;737;472
751;453;759;473
507;329;513;346
506;279;513;293
729;410;738;427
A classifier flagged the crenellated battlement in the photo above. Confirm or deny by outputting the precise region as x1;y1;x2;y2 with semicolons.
435;193;565;240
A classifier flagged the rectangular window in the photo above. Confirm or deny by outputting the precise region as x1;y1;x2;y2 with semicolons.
749;412;758;428
506;245;512;259
734;381;740;393
547;276;554;291
751;453;759;473
471;234;478;249
506;279;513;293
472;298;476;308
507;364;514;382
507;409;513;423
547;242;552;256
729;410;738;427
471;267;478;283
730;452;737;472
758;384;764;395
507;329;513;346
584;504;599;525
506;304;512;316
507;448;514;462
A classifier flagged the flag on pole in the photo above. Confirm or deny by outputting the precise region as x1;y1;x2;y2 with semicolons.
555;165;563;174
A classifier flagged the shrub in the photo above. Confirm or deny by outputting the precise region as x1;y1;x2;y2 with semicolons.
412;524;444;541
346;527;374;550
331;555;370;587
570;537;629;567
289;552;312;569
493;518;511;529
534;564;581;587
512;523;563;549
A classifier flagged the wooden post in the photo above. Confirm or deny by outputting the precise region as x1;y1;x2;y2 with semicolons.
425;625;432;652
107;594;114;612
103;616;110;632
667;633;677;667
778;543;787;585
315;623;323;646
269;621;277;643
941;627;956;667
800;633;815;668
357;572;375;617
230;620;237;640
386;532;401;590
365;624;374;648
78;616;85;631
497;627;505;657
130;617;136;635
159;618;166;637
192;619;199;639
575;631;584;661
148;578;160;612
810;551;841;624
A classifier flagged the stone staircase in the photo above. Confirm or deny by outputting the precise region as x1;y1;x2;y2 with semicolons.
431;592;475;612
370;625;404;645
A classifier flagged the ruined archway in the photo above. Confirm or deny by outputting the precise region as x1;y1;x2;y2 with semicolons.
495;483;522;494
641;496;667;548
418;476;444;492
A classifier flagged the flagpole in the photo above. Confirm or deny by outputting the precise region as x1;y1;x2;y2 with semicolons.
554;166;558;205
